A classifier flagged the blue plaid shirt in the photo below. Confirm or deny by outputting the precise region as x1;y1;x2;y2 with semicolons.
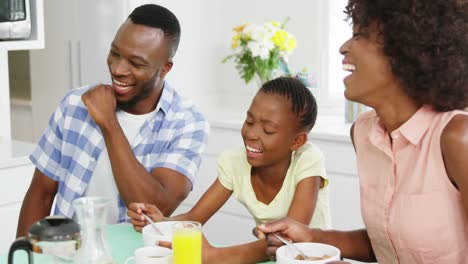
30;82;209;222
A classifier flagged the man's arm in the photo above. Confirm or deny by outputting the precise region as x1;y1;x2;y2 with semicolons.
96;113;193;215
16;168;58;237
82;85;205;215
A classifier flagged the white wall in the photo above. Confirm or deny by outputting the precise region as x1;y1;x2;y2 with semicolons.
11;0;333;142
128;0;328;101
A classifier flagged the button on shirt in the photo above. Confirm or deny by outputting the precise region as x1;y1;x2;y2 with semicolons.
354;106;468;264
30;82;209;222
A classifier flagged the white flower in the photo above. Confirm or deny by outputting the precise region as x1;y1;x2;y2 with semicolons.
242;23;276;59
248;39;274;59
264;23;280;35
243;24;264;41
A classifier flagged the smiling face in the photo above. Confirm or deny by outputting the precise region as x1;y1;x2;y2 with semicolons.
339;23;397;106
107;20;173;114
241;91;304;168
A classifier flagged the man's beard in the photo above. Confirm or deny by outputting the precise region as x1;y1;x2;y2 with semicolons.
117;85;153;112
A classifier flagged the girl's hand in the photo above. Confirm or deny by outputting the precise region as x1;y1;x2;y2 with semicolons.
257;217;317;259
253;226;266;240
127;202;166;232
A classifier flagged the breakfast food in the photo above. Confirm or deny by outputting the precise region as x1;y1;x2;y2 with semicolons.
295;254;331;260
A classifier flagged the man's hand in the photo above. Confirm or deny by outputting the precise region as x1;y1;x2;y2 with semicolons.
81;84;117;128
128;202;167;232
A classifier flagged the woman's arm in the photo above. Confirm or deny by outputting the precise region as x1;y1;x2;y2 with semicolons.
441;114;468;220
258;218;376;262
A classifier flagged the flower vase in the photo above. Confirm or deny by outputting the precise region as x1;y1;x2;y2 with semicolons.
345;100;368;123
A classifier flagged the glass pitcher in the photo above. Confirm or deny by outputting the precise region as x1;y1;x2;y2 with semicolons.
72;197;115;264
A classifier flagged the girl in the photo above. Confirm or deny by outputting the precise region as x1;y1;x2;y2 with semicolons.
128;77;331;263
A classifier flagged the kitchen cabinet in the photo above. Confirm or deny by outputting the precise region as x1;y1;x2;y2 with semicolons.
0;0;43;254
0;0;44;141
0;140;35;254
29;0;127;140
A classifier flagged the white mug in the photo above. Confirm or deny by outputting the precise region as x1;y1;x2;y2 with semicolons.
124;246;172;264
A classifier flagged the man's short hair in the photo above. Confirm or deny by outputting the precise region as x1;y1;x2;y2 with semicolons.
128;4;181;58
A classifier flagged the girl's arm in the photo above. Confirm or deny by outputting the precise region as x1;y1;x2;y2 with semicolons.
157;233;270;264
128;178;232;230
203;239;269;264
286;176;321;224
174;179;233;224
441;114;468;221
287;176;373;259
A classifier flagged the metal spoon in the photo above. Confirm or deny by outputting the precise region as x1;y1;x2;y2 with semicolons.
273;233;310;259
142;212;164;236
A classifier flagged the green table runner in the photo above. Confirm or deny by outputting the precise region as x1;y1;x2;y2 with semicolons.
2;223;274;264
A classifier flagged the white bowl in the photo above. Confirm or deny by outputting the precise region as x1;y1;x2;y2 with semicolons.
276;242;341;264
142;221;179;247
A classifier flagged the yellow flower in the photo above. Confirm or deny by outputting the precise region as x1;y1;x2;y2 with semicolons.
271;30;296;52
286;36;297;52
271;30;286;48
231;33;241;49
233;23;249;33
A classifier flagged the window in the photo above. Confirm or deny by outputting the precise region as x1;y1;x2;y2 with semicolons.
319;0;352;114
329;0;352;98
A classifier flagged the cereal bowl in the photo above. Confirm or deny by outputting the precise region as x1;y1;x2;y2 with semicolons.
276;242;341;264
142;221;180;247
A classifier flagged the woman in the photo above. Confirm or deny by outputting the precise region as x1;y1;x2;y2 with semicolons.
257;0;468;263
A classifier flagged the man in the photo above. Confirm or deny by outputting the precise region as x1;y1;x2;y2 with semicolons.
16;4;209;237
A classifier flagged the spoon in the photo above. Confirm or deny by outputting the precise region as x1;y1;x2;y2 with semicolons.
142;212;164;236
273;233;310;259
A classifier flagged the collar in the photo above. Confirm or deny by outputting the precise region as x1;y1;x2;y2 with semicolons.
158;81;174;115
371;105;435;146
398;105;435;145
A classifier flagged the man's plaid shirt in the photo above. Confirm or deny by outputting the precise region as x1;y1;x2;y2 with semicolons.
30;82;209;222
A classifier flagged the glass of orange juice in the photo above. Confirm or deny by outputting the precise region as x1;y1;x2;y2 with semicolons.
172;221;202;264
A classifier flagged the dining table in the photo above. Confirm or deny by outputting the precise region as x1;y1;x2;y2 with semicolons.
1;223;275;264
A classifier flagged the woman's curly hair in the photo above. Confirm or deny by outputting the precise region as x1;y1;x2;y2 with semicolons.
345;0;468;111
